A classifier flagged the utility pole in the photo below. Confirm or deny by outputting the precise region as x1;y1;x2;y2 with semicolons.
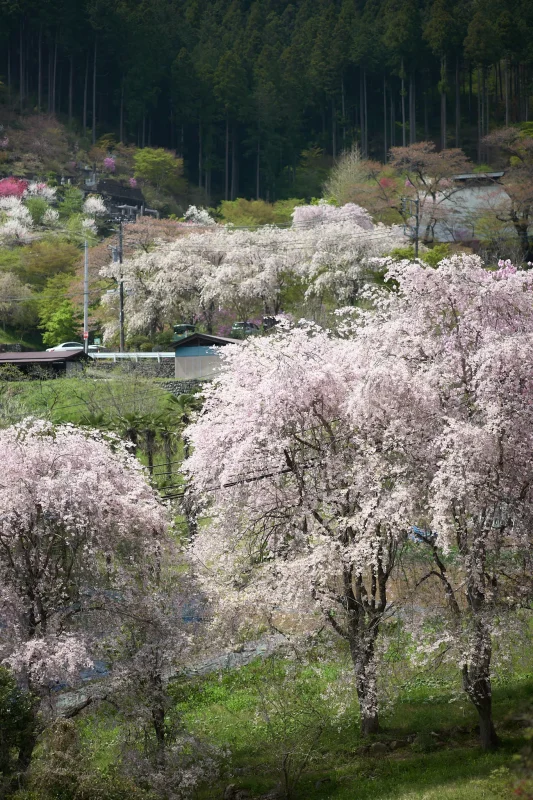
118;218;125;352
401;197;420;257
83;239;89;354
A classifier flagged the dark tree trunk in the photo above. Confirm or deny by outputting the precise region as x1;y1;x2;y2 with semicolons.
7;42;11;104
477;68;482;162
144;429;156;475
52;38;58;114
350;631;380;736
92;38;97;145
225;114;229;200
231;125;237;200
401;59;406;146
37;28;42;112
119;81;124;142
256;132;260;199
360;69;367;156
462;658;499;751
455;55;460;146
83;52;89;134
68;55;74;123
19;22;24;111
390;90;396;147
332;98;337;159
383;75;387;161
198;120;203;189
440;55;447;150
409;72;416;144
341;76;346;148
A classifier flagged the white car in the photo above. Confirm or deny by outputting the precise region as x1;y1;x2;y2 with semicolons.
46;342;110;353
46;342;84;352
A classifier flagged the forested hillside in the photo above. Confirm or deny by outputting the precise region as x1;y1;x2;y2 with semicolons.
1;0;532;201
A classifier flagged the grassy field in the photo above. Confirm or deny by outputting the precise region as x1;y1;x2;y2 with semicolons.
2;371;174;424
172;651;531;799
77;646;532;800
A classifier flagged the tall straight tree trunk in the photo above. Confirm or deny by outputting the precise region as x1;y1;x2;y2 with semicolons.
68;55;74;123
19;22;24;111
231;125;237;200
83;52;88;134
198;121;203;190
225;114;229;201
360;68;368;157
341;76;346;147
455;55;460;146
7;42;11;104
469;65;473;123
364;69;368;155
517;63;522;122
332;98;337;159
484;68;489;136
47;45;52;113
477;67;482;162
383;75;387;161
92;38;97;145
119;81;124;142
409;72;416;143
256;132;260;199
390;90;395;147
37;28;42;112
52;38;58;114
142;114;146;147
401;59;406;146
440;55;447;149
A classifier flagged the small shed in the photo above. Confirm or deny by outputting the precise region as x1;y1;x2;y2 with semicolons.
174;333;239;380
96;179;145;215
0;350;89;376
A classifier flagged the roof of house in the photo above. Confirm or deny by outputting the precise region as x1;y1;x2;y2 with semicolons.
96;179;145;203
452;171;505;181
173;333;240;350
0;350;89;364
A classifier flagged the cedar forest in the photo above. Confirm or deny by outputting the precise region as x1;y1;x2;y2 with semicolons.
1;0;533;198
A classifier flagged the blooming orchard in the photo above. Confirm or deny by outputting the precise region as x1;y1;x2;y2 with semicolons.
101;202;405;339
0;178;106;244
186;253;533;748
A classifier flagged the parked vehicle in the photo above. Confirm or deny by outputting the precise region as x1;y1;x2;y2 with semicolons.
172;323;197;343
46;342;109;353
230;321;261;338
46;342;84;351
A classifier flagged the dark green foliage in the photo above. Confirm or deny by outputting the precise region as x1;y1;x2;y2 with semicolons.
0;667;35;788
10;720;152;800
37;273;82;346
0;0;530;201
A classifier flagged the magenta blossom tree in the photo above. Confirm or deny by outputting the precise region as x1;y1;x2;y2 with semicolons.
0;419;169;773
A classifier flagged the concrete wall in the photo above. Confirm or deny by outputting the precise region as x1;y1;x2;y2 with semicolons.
90;359;175;378
175;354;222;380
